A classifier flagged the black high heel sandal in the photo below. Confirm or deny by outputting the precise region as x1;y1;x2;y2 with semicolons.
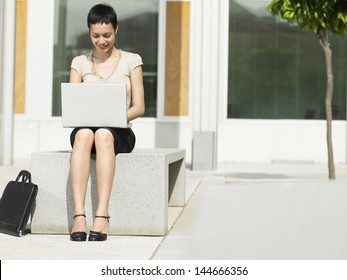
70;214;87;241
88;215;110;242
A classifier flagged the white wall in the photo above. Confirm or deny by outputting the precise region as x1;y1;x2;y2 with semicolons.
0;0;16;165
14;115;346;166
25;0;55;119
0;0;3;128
217;120;347;165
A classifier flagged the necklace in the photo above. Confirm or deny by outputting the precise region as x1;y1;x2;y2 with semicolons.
91;49;121;80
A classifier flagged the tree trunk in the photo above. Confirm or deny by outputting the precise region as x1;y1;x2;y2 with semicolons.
319;32;336;180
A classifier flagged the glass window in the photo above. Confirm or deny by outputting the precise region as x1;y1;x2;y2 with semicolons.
228;0;347;120
52;0;159;117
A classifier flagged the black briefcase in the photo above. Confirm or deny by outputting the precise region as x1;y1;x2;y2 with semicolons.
0;170;38;237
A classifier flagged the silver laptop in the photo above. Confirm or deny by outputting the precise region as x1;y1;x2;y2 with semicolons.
61;83;128;128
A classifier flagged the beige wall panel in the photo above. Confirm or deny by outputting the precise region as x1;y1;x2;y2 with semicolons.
15;0;27;114
165;1;190;116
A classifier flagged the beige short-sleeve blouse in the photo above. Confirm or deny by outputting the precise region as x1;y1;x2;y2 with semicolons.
70;49;143;109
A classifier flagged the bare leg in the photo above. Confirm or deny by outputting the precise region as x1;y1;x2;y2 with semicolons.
70;129;94;233
93;128;116;233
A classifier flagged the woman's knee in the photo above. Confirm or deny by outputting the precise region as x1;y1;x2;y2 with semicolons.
94;129;114;150
74;129;94;148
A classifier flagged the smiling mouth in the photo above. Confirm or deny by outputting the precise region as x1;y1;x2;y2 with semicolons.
98;45;108;49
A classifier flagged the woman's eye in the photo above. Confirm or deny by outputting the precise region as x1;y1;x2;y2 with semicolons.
92;33;111;39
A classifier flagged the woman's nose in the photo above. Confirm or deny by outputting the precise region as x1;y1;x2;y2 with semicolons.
99;37;107;44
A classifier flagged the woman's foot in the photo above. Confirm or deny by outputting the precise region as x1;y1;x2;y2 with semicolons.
88;215;110;241
70;214;87;241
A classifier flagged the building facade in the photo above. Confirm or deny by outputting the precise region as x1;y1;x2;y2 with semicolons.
1;0;347;167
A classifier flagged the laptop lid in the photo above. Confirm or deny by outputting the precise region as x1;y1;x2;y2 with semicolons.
61;83;128;128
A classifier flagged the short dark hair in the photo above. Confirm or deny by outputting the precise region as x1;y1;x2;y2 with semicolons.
87;3;118;30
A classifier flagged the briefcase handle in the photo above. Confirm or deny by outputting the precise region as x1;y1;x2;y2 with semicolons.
15;170;32;183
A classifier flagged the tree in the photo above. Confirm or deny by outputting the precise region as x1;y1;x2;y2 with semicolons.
267;0;347;180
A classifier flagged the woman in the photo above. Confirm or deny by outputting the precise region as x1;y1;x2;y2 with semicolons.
69;3;145;241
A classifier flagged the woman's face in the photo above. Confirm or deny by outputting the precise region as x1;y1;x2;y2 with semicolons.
89;23;117;53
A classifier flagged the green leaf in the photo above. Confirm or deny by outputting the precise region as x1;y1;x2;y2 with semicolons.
268;0;347;36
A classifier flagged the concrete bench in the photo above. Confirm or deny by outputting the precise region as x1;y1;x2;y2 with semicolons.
30;148;185;236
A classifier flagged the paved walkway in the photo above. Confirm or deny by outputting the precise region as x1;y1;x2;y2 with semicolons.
1;160;347;260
